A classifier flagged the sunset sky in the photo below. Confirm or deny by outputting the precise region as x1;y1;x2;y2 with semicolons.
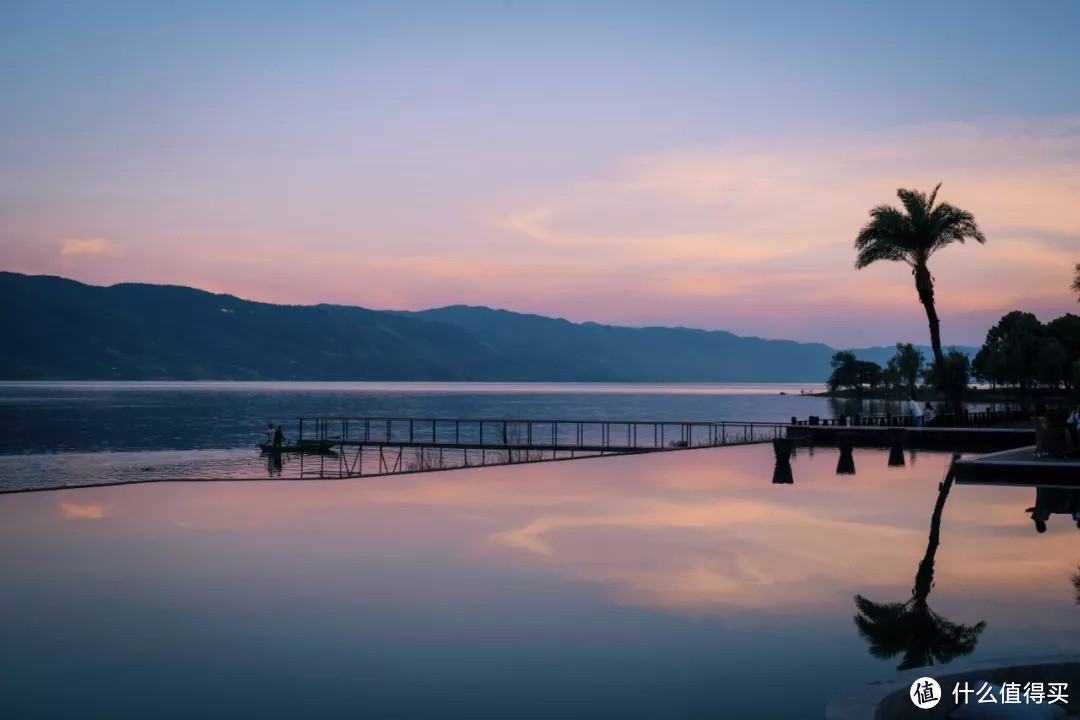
2;1;1078;347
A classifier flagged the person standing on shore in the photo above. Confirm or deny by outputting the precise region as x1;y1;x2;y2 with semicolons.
908;396;923;427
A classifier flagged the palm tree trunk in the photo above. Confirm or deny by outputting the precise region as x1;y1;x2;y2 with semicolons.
913;262;945;373
913;262;965;412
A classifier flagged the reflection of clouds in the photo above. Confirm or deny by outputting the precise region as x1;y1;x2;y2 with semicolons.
41;447;1080;614
59;501;104;519
488;499;913;609
489;500;908;556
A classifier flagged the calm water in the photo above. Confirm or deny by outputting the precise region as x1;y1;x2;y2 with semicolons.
0;380;911;492
0;445;1077;719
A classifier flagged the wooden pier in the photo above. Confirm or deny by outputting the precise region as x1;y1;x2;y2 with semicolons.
291;416;787;479
265;413;1051;482
789;406;1043;429
787;425;1035;453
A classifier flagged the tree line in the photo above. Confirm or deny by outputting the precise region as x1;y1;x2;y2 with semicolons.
827;311;1080;398
972;311;1080;392
826;343;966;396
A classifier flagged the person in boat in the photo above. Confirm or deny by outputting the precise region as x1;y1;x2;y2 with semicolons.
264;423;275;446
273;424;285;450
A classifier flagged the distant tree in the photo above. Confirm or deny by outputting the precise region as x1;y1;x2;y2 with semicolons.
922;349;970;400
973;311;1047;392
882;358;903;394
891;343;925;395
1047;313;1080;390
828;351;860;392
856;360;883;390
1074;263;1080;301
854;184;985;412
971;345;1000;389
1033;339;1067;390
827;352;883;393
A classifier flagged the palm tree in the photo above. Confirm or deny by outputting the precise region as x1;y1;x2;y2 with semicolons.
1073;263;1080;301
854;185;986;406
853;458;986;670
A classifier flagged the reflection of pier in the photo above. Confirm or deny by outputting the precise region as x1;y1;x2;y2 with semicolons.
954;446;1080;486
292;416;786;479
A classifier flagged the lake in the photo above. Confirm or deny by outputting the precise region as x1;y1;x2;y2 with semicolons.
1;443;1076;719
3;381;1068;719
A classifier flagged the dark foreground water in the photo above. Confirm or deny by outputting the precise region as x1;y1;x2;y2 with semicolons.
0;445;1077;719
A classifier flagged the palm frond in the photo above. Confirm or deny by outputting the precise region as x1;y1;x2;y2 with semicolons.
926;182;942;210
928;202;986;255
1073;263;1080;300
853;185;985;269
854;206;914;268
897;187;931;230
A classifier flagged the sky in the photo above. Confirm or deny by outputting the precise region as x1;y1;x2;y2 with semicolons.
2;0;1078;347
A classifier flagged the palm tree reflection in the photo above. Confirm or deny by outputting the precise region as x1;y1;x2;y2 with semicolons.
1072;568;1079;606
853;458;986;670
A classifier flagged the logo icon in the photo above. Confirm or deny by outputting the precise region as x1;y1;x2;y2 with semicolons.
910;677;941;709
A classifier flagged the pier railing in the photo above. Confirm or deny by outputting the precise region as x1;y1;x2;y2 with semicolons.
790;406;1053;429
293;416;787;479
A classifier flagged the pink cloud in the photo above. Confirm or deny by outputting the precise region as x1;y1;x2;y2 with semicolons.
59;238;122;258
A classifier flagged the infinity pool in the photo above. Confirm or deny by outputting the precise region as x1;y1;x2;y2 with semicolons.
0;445;1076;718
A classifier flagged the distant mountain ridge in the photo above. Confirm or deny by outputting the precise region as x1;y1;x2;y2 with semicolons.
0;272;974;381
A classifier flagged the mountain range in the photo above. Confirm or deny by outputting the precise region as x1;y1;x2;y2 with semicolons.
0;272;974;382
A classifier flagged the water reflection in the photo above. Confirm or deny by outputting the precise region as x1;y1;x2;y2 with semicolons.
1026;487;1080;534
771;438;794;484
887;444;906;467
266;449;284;476
853;459;987;670
3;445;1080;719
836;439;856;476
771;460;794;484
